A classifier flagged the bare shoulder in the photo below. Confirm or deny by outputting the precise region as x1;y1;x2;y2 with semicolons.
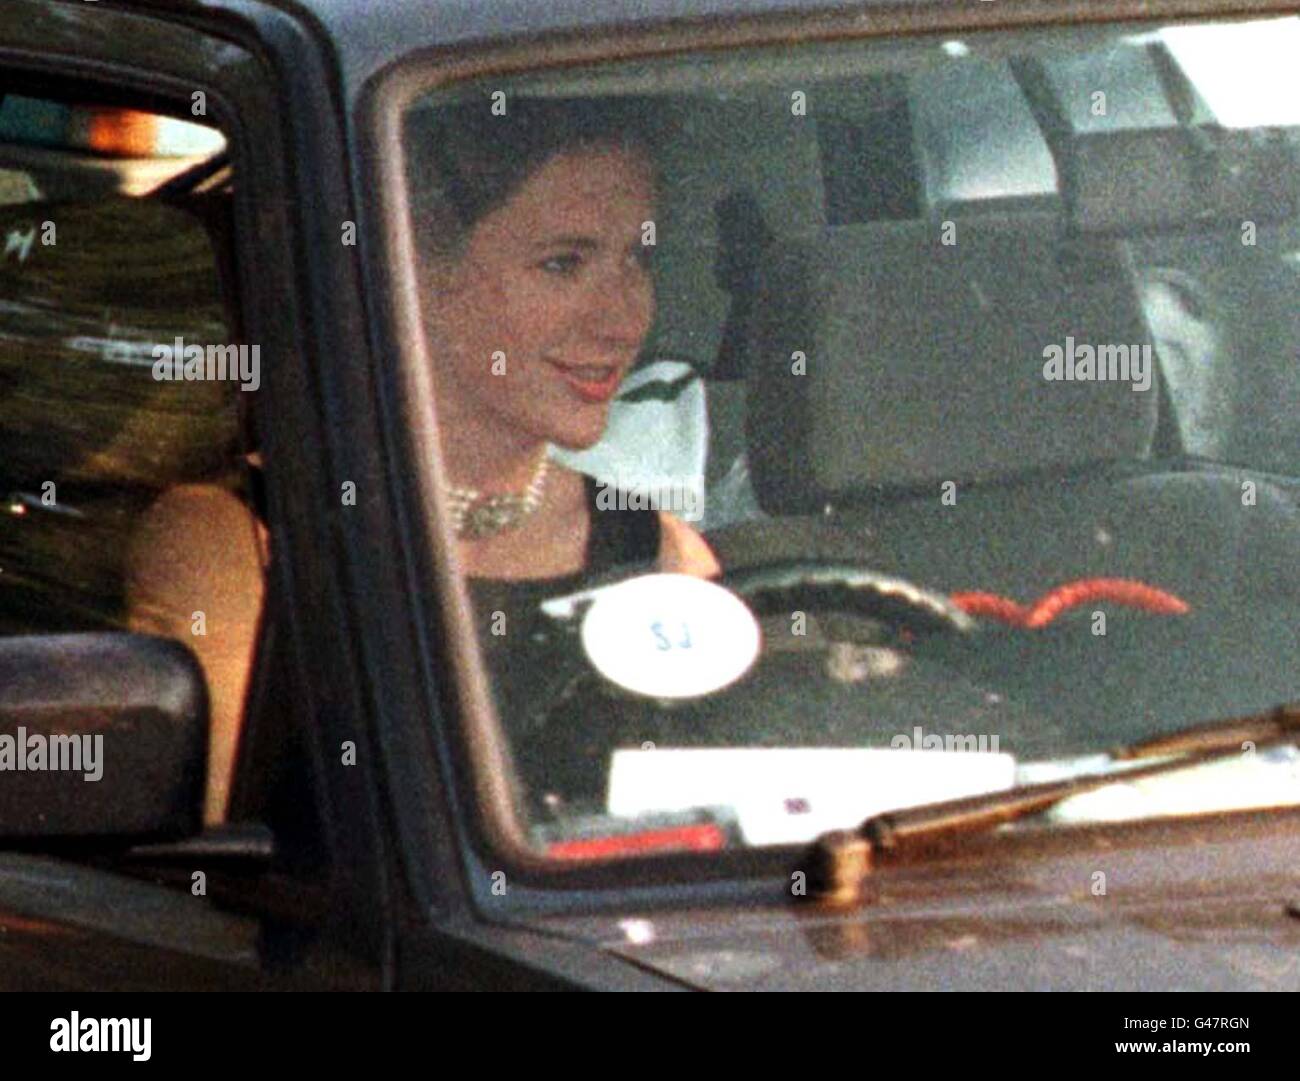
140;482;255;529
130;483;264;564
125;483;266;629
657;511;721;578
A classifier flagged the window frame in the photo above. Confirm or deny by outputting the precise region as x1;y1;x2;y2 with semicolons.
358;0;1300;916
0;0;393;987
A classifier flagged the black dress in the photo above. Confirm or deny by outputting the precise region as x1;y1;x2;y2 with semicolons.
465;475;662;809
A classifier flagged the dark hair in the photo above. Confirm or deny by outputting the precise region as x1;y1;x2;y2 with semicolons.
405;94;670;265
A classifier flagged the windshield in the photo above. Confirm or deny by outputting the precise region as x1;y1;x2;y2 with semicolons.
396;14;1300;860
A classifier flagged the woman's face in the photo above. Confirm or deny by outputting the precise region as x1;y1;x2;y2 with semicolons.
429;144;656;452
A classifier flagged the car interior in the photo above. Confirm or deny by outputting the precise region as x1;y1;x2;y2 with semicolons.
587;50;1300;610
494;39;1300;808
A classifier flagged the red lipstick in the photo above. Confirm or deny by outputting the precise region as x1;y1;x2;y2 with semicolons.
546;360;623;403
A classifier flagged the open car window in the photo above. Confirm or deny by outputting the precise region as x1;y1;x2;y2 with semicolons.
0;95;262;827
394;14;1300;863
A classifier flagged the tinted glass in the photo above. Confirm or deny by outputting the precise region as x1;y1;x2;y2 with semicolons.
400;16;1300;857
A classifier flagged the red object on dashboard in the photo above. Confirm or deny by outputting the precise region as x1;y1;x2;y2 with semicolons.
951;578;1190;629
546;824;727;861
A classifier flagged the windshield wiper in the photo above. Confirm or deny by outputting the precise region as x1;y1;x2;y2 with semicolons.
1111;702;1300;760
802;702;1300;905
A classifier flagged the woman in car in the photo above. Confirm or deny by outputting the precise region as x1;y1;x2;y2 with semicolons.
413;96;718;580
127;96;718;824
413;99;722;806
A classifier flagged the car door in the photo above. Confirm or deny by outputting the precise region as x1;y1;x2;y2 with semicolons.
0;0;392;991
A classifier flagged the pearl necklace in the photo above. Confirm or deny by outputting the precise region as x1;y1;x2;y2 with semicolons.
446;453;550;539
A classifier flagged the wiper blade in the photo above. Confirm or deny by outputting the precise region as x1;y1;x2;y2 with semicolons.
802;702;1300;905
1112;702;1300;760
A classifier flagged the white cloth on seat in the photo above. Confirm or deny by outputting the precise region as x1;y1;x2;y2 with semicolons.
702;451;766;531
549;358;708;523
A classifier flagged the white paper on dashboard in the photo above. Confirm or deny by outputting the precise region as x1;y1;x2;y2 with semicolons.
607;747;1017;847
1046;744;1300;823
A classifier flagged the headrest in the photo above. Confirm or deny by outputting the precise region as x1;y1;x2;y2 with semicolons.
0;198;238;487
1067;126;1300;233
745;215;1160;514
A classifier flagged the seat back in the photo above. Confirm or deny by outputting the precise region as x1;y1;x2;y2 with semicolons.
0;196;241;632
0;197;238;488
745;212;1160;515
1065;126;1300;469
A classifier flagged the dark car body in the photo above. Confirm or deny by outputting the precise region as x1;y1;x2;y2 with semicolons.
0;0;1298;992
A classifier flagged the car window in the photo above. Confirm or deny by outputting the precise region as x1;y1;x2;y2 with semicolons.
0;94;265;826
394;13;1300;862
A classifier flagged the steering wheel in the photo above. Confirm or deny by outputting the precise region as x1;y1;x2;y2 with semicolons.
720;560;975;636
504;558;976;809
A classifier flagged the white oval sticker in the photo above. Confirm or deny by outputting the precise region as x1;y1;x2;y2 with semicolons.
580;574;762;699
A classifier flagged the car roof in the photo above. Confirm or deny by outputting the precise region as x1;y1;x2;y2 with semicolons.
124;0;951;102
133;0;1243;104
198;0;1064;99
149;0;943;25
269;0;949;52
260;0;931;22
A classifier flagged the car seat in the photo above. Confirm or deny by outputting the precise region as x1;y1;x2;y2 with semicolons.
0;196;242;632
739;135;1300;739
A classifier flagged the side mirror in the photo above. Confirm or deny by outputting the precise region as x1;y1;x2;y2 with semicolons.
0;633;206;839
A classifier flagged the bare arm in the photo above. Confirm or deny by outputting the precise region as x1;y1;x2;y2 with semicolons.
657;511;721;578
123;483;267;826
